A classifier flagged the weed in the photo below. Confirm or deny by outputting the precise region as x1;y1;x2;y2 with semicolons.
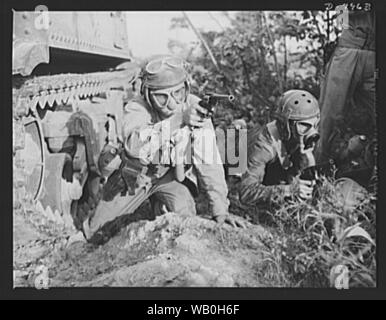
258;176;376;287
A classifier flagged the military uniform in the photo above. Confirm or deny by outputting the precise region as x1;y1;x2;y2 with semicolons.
87;94;229;237
239;120;301;205
316;11;375;162
239;89;321;206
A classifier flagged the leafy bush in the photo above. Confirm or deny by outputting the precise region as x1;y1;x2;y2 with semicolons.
259;177;376;288
170;11;339;128
170;11;376;288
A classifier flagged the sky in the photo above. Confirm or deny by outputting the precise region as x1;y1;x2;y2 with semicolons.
125;11;231;58
124;11;324;79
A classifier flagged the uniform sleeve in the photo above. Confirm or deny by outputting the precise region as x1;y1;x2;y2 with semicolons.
188;95;230;217
238;129;289;205
123;100;183;165
194;161;230;217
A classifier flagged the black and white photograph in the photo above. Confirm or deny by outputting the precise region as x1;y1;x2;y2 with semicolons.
10;4;379;293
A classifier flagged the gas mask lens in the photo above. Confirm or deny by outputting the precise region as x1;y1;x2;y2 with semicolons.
291;116;320;152
171;86;186;103
295;117;319;136
152;93;169;107
296;122;313;135
150;83;187;109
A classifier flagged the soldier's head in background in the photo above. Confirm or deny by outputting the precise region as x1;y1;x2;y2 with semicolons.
276;89;320;155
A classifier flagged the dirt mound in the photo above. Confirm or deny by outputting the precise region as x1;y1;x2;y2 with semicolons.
14;207;272;287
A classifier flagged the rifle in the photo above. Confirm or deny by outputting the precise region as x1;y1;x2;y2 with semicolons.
198;92;235;118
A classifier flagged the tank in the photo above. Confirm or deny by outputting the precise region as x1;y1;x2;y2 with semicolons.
13;11;141;230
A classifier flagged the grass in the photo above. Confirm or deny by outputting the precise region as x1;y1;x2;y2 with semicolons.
14;160;376;288
245;176;377;288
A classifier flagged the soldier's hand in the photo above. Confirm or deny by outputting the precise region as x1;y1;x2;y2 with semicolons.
214;214;247;229
298;179;314;200
182;102;208;128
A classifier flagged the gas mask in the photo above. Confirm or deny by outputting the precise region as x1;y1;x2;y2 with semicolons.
147;82;188;119
290;116;320;154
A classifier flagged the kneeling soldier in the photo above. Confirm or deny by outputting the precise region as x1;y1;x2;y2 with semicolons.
82;56;244;243
239;89;321;205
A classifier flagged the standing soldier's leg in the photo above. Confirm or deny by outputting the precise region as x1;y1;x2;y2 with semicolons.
356;50;377;189
316;47;361;162
354;50;376;133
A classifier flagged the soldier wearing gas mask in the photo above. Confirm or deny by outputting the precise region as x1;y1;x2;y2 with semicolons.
81;55;244;243
239;89;320;205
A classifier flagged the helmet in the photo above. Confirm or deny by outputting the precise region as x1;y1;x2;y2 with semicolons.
279;89;320;121
140;55;190;116
277;90;320;150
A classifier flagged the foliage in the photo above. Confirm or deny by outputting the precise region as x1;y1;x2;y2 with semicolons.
226;172;376;288
259;177;376;288
170;11;376;288
170;11;339;128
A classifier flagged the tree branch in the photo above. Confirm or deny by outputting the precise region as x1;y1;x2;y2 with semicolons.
263;12;283;94
182;11;220;72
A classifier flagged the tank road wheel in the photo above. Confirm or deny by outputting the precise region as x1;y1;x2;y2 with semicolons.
13;116;45;207
37;153;83;229
14;114;83;229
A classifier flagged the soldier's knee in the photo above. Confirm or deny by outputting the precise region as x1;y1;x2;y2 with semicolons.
165;186;196;216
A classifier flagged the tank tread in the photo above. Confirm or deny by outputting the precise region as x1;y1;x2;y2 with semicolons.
13;69;138;119
12;71;121;229
13;113;76;234
13;88;29;210
13;67;139;238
